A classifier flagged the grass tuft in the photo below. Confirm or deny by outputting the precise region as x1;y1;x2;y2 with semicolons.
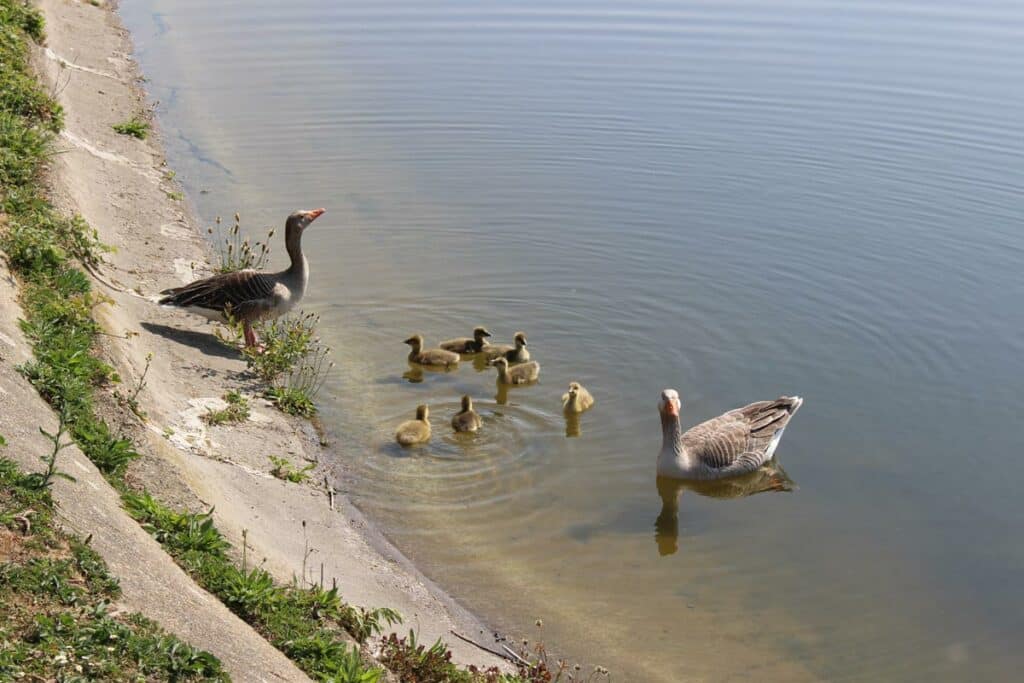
268;455;314;483
210;212;273;274
203;390;250;425
112;116;149;139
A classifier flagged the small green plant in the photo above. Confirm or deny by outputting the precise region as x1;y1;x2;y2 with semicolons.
210;213;273;273
268;455;314;483
264;385;316;417
165;189;184;201
202;390;250;425
114;351;152;419
112;116;149;139
24;406;76;490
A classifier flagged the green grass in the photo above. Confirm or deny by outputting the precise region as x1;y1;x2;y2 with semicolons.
112;116;149;139
203;390;251;425
0;458;227;681
123;491;391;681
268;455;314;483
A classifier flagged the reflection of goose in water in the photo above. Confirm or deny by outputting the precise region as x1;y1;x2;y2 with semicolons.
564;412;582;437
654;465;794;556
402;362;456;384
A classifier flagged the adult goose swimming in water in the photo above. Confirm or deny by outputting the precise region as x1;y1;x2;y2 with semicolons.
158;208;325;348
440;326;492;354
657;389;803;480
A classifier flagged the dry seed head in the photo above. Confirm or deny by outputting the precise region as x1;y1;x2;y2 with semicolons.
234;212;241;222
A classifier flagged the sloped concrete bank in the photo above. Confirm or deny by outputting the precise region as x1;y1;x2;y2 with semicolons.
3;0;507;675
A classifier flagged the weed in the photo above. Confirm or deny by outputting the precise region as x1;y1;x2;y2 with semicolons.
112;116;149;139
23;405;76;490
203;390;250;425
1;457;225;681
210;213;273;273
264;385;317;417
166;190;184;201
268;455;314;483
124;493;385;680
114;351;152;419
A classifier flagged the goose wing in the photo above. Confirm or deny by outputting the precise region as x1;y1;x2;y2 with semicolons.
159;270;279;319
680;397;802;472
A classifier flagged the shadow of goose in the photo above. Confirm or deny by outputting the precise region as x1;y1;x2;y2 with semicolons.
140;322;239;360
655;464;795;557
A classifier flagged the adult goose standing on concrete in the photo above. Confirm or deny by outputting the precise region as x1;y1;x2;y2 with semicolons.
158;208;325;348
440;326;492;354
657;389;803;480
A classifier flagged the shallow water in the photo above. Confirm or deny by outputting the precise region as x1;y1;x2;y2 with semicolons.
120;1;1024;679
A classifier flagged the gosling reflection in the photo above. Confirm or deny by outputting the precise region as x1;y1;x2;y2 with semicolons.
655;465;794;556
564;412;582;437
403;362;456;384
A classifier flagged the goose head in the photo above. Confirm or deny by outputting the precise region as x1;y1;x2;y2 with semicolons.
658;389;681;418
489;357;510;373
460;395;474;412
403;334;424;352
513;331;527;348
415;404;429;421
286;207;326;236
473;326;492;342
566;381;582;400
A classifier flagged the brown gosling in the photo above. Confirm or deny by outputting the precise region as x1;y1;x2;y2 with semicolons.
490;356;540;385
484;331;530;363
396;404;431;446
451;395;483;433
440;326;492;354
404;334;460;368
562;382;595;414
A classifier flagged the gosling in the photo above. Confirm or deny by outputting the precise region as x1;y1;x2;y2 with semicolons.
396;404;431;446
404;334;460;368
451;395;483;433
484;331;530;363
562;382;595;414
440;326;492;354
490;356;540;385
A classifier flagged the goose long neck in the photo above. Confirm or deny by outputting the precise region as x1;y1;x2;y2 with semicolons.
284;225;307;277
660;411;684;456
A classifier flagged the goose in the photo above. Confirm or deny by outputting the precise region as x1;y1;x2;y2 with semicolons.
490;356;539;385
562;382;594;414
440;326;492;354
657;389;803;480
451;395;483;433
404;334;460;368
396;404;431;446
158;208;325;348
484;331;530;363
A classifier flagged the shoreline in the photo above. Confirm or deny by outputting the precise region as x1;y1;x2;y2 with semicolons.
24;0;510;674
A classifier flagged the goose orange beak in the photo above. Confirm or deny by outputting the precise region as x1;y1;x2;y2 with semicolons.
305;208;326;221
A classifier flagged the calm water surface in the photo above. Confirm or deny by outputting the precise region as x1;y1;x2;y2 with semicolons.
120;1;1024;679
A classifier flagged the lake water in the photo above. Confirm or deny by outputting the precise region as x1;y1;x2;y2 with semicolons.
119;1;1024;679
